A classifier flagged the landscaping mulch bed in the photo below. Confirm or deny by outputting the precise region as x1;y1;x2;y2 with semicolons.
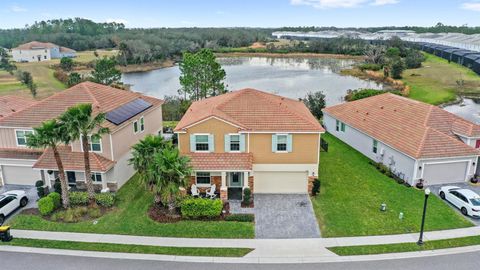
148;206;182;223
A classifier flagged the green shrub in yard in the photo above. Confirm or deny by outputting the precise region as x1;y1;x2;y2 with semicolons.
242;188;251;206
225;214;254;222
88;207;102;218
95;193;115;207
47;192;61;209
312;178;320;196
181;198;223;219
38;197;55;216
35;180;46;198
358;63;382;71
69;192;89;206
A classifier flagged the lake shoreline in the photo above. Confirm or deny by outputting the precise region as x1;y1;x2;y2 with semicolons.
215;52;365;60
119;59;176;73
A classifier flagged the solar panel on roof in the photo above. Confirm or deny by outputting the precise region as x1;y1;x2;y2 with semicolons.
106;98;152;125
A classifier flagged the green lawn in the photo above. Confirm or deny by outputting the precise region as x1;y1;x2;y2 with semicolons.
313;133;472;237
9;175;255;238
328;235;480;256
403;53;480;105
1;238;252;257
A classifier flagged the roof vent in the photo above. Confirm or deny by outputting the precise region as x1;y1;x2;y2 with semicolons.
366;112;369;115
380;106;384;109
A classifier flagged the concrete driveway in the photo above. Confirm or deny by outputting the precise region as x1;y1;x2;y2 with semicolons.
0;185;38;224
430;183;480;225
254;194;321;239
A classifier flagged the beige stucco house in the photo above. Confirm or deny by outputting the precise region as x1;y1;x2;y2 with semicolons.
174;88;324;201
0;82;163;191
11;41;76;62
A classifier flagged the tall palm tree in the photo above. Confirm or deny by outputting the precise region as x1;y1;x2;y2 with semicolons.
27;119;71;208
59;104;109;205
149;143;191;213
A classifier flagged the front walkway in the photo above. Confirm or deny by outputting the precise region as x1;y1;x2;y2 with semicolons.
254;194;321;239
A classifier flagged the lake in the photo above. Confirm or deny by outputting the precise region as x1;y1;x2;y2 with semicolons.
122;57;383;106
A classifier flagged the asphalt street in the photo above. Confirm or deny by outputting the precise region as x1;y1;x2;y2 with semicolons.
1;250;480;270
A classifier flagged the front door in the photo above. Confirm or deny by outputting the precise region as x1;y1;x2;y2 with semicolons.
67;171;76;186
228;172;243;200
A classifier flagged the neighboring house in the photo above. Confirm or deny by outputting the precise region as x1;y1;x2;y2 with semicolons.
0;82;163;190
0;96;37;119
174;88;324;201
323;93;480;186
11;41;76;62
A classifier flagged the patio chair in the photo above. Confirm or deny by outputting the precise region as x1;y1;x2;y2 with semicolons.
205;184;217;199
191;184;200;198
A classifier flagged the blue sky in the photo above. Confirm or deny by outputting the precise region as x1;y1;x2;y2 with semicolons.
1;0;479;28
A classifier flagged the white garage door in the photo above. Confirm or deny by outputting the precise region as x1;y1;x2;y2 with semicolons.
423;162;469;185
2;165;41;186
254;171;308;194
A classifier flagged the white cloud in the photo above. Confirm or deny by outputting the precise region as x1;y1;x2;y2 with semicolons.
10;4;27;12
290;0;398;8
106;18;128;25
461;2;480;11
371;0;398;6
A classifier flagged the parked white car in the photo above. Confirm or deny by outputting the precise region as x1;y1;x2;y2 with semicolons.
0;190;29;224
439;186;480;217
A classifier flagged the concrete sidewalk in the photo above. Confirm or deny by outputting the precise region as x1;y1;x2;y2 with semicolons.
10;226;480;259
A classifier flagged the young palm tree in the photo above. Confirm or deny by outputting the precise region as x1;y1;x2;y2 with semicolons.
149;143;192;213
59;104;109;205
27;119;71;208
129;135;168;197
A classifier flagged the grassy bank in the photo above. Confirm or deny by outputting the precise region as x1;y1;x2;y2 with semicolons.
329;235;480;256
1;238;252;257
9;174;255;239
313;133;472;237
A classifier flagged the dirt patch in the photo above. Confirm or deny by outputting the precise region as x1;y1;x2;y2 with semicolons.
148;206;182;223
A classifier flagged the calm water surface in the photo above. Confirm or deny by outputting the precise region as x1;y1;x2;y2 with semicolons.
122;57;383;106
444;98;480;124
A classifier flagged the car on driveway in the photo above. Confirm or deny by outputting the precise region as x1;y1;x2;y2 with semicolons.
439;186;480;217
0;190;29;225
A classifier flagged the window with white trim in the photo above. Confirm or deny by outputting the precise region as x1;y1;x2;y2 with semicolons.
133;120;139;133
336;120;340;131
82;135;102;152
276;134;288;151
230;134;240;151
195;135;209;151
91;172;102;182
372;139;378;154
15;130;34;146
196;172;211;185
140;117;145;132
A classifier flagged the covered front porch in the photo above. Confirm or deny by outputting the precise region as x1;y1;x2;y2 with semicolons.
186;152;253;202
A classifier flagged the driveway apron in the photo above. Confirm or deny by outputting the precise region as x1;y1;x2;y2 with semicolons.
254;194;321;239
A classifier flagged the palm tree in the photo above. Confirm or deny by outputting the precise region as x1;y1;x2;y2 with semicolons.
148;143;192;213
129;135;168;198
27;119;71;208
59;104;109;205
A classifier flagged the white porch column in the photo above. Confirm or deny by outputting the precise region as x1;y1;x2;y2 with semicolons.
221;171;227;187
101;173;109;192
243;171;249;189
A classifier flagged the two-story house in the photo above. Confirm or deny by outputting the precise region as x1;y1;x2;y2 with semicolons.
0;82;163;191
11;41;76;62
174;88;324;201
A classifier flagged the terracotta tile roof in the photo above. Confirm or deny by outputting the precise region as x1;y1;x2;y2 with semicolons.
13;41;59;50
186;153;253;171
0;96;37;119
175;88;324;132
33;146;115;172
323;93;480;159
0;148;43;160
0;81;163;131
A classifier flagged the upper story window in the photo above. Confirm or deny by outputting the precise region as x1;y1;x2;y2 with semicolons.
133;121;139;133
336;120;346;132
140;117;145;132
230;135;240;151
82;135;102;152
372;139;378;154
272;134;292;153
195;135;209;151
225;134;245;152
15;130;34;146
133;117;145;134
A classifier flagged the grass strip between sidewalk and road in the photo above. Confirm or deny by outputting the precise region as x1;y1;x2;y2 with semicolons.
328;235;480;256
0;238;253;257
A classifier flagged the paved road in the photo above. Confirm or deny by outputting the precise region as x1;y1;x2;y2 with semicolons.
2;250;480;270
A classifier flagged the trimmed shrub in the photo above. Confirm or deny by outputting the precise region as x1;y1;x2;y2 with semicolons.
47;192;61;209
69;192;89;206
88;207;102;218
35;180;44;187
38;197;55;216
242;188;251;205
312;178;320;196
95;193;115;207
35;180;46;198
358;63;382;71
225;214;254;222
181;198;223;219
